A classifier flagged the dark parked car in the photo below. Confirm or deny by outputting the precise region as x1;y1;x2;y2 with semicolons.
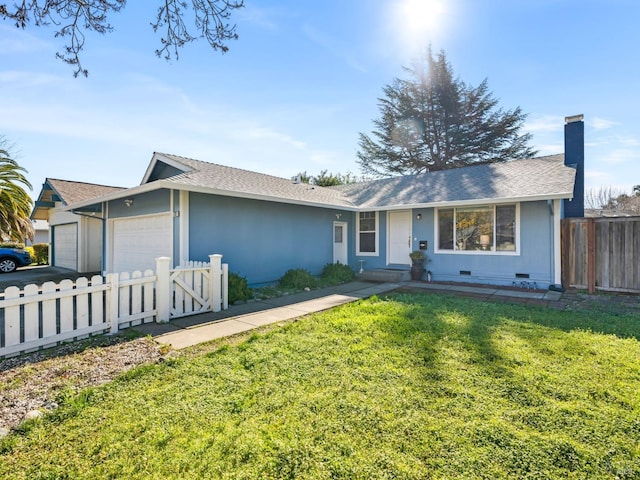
0;247;33;273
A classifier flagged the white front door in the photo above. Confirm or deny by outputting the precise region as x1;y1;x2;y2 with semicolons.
388;210;412;265
333;221;348;264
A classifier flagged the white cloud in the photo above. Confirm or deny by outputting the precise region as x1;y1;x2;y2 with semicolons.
600;148;639;164
236;126;307;150
524;115;563;133
238;5;282;31
618;135;640;147
0;25;50;54
590;117;619;130
0;70;62;86
302;24;367;73
534;143;563;156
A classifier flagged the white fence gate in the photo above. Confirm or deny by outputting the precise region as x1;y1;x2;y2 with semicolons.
0;254;228;358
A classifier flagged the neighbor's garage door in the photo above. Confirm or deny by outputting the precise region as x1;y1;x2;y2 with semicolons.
53;223;78;270
111;214;172;273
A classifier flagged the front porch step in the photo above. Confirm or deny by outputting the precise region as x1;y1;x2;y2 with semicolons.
357;268;411;282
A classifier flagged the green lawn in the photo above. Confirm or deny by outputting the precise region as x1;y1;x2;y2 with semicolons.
1;293;639;479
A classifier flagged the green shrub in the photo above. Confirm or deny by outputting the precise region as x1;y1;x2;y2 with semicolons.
278;268;317;290
24;246;36;263
32;243;49;265
320;262;355;284
228;272;253;304
0;242;24;249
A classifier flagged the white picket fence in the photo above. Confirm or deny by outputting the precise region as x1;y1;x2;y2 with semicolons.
0;254;228;358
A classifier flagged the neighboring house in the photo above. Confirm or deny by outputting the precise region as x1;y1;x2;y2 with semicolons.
31;179;126;272
44;116;584;289
26;220;50;245
584;195;640;217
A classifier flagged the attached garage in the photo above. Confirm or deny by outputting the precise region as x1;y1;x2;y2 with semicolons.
52;223;78;270
110;213;173;273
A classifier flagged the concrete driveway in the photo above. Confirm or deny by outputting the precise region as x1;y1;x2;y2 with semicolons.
0;265;100;291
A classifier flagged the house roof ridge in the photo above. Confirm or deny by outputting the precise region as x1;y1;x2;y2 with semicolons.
156;152;308;184
336;154;566;188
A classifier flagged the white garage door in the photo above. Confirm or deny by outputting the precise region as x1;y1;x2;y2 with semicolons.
111;214;173;273
53;223;78;270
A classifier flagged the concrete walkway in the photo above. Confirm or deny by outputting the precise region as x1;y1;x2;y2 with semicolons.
134;281;400;350
134;280;563;351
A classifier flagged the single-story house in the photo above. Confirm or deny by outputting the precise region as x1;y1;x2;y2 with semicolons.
31;179;126;272
34;115;584;289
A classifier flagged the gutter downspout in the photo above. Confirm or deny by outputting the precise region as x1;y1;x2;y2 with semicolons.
553;199;562;286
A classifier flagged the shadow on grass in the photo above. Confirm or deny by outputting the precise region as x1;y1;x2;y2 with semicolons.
371;291;640;403
395;290;640;341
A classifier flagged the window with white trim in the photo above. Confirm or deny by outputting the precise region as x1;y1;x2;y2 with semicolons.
436;204;518;253
357;211;378;255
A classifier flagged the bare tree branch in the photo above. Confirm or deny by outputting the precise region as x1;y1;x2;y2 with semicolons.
152;0;243;61
1;0;243;76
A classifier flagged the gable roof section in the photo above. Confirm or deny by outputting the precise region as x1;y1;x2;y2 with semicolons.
31;178;126;220
140;153;193;184
153;153;358;209
62;153;576;212
335;155;575;209
46;178;126;205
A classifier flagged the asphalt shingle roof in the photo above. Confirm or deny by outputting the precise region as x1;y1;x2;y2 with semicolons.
156;153;357;208
333;155;575;208
155;153;576;209
46;178;126;205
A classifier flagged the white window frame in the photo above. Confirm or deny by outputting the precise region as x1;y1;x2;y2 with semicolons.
356;211;379;256
434;203;520;255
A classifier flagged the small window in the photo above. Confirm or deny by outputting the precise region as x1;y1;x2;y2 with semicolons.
357;211;378;255
438;209;454;250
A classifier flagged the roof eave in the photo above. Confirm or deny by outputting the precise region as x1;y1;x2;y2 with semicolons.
63;180;360;212
63;178;573;214
360;192;574;211
61;181;167;211
167;183;359;211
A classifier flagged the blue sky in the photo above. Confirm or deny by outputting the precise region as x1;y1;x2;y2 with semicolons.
1;0;639;200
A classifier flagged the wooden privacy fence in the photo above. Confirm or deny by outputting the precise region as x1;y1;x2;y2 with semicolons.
562;217;640;293
0;254;228;358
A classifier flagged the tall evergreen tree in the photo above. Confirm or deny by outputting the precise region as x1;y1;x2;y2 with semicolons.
0;138;33;242
357;49;536;176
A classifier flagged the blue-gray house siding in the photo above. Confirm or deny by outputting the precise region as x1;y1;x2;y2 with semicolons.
188;192;351;285
108;190;171;219
352;201;557;288
97;188;561;289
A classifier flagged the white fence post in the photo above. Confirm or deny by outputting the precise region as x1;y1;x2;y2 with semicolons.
156;256;171;323
107;273;119;335
209;254;222;313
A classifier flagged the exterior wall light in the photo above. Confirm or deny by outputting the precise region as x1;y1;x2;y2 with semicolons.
124;199;134;208
416;213;422;220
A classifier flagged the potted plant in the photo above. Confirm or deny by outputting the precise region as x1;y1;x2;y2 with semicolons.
409;250;427;281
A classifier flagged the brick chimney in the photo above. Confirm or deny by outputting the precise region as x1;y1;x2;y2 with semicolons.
563;114;585;218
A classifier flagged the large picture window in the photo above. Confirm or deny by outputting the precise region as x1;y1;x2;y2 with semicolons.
436;204;518;253
357;211;378;255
